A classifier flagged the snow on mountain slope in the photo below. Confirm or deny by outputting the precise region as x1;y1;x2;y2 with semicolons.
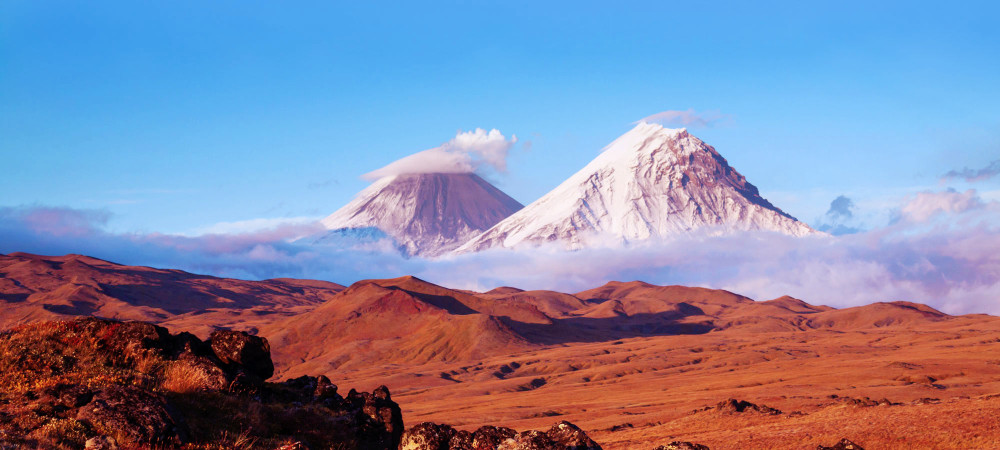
457;122;815;252
317;173;523;257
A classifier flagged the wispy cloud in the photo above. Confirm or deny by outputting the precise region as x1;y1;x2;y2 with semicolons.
638;109;727;128
941;159;1000;183
363;128;518;180
103;188;197;195
3;206;110;237
192;217;325;236
306;179;339;190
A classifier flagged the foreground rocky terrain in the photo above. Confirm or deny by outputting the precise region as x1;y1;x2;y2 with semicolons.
3;252;1000;448
0;317;605;449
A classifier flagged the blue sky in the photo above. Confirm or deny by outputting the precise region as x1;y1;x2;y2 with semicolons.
2;1;999;234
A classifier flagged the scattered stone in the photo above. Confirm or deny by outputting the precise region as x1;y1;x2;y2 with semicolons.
400;420;598;450
400;422;455;450
712;398;782;415
470;425;518;449
608;422;633;432
653;442;710;450
84;436;118;450
498;430;557;450
817;438;865;450
840;397;899;407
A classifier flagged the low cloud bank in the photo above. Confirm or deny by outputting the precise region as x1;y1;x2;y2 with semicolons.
363;128;517;180
2;189;998;315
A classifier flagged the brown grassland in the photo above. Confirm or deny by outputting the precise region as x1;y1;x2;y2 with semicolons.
4;253;1000;449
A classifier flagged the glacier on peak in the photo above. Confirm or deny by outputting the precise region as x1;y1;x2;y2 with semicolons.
455;122;817;253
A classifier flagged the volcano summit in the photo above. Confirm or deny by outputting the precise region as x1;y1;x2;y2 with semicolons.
317;172;523;257
458;122;816;252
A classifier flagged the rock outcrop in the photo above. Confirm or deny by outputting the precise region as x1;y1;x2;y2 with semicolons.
0;318;404;449
1;317;605;450
400;420;601;450
709;398;782;415
209;329;275;380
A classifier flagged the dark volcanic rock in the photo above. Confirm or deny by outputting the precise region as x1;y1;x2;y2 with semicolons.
400;422;456;450
712;398;782;415
653;442;710;450
343;385;405;449
401;420;599;450
841;396;899;407
497;430;556;450
0;318;407;449
75;385;188;445
84;436;119;450
545;421;602;449
209;329;274;380
470;425;518;448
817;438;865;450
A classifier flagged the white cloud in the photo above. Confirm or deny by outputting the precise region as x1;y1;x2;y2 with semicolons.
638;109;726;128
363;128;517;180
897;189;984;223
3;188;999;316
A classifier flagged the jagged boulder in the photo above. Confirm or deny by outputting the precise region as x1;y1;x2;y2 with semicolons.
75;385;188;445
817;438;865;450
209;329;274;380
544;421;601;449
470;425;518;448
344;385;405;449
400;422;456;450
497;430;555;450
84;436;119;450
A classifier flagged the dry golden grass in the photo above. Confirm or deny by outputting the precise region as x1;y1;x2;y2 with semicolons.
160;361;214;393
310;319;1000;449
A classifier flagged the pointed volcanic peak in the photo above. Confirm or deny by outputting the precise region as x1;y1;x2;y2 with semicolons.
317;172;523;257
457;122;815;252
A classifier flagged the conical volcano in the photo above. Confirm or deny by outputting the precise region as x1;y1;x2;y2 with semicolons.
318;172;523;256
457;122;814;252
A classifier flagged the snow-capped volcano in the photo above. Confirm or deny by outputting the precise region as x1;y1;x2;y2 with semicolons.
456;122;815;252
317;173;523;257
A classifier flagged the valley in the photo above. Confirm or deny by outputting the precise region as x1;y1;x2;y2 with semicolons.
2;252;999;448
